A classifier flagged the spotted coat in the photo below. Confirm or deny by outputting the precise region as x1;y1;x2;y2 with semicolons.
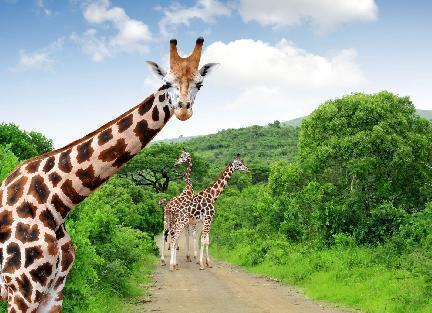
0;88;173;312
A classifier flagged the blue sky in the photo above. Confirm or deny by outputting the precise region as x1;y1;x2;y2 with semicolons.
0;0;431;147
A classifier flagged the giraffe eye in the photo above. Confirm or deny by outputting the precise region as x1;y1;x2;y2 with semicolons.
196;82;203;90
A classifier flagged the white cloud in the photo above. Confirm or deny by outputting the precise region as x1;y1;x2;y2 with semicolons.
36;0;52;16
73;0;152;61
192;38;366;127
238;0;378;32
13;38;64;72
158;0;231;36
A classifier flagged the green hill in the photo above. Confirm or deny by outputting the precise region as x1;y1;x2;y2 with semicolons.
161;109;432;173
184;124;299;166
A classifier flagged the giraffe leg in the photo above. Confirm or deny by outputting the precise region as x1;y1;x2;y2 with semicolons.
192;226;198;263
169;233;179;272
205;233;212;268
199;233;206;270
160;228;167;266
185;226;191;262
200;218;212;270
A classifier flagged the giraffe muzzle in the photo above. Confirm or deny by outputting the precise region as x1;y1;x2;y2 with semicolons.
174;108;193;121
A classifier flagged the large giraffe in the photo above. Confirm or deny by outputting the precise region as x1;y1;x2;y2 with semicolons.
0;37;218;312
160;149;194;266
169;155;249;271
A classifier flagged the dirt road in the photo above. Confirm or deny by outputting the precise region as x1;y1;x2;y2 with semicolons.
131;235;355;313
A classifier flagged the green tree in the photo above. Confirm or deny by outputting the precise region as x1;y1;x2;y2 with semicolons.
0;144;19;181
0;123;53;160
120;143;208;192
270;91;432;244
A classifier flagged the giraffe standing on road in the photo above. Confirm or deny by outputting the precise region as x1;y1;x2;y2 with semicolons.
169;155;249;271
160;149;196;265
0;37;218;312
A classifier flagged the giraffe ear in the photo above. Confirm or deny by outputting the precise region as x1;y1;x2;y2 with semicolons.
146;61;167;80
199;63;219;77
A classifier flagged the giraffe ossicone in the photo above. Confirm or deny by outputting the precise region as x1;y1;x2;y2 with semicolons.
0;37;217;312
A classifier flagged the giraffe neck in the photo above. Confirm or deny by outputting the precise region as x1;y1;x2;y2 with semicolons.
17;85;173;227
204;164;234;202
180;156;193;197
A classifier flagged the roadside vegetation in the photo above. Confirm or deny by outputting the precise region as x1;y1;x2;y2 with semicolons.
1;91;431;312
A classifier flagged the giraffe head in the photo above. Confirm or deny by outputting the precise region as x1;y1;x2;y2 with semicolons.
232;154;250;173
147;37;218;121
174;149;191;166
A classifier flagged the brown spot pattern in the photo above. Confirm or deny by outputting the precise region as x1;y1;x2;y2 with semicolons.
7;176;28;206
58;150;72;173
61;180;85;204
134;120;159;147
14;296;28;312
76;139;94;164
55;225;66;240
45;233;58;256
24;246;43;267
54;276;65;289
152;106;159;121
112;152;133;168
30;262;53;286
16;223;40;243
25;160;41;173
3;242;21;273
163;105;171;124
16;274;32;302
16;201;38;219
159;93;165;102
61;242;75;271
0;210;12;243
117;114;133;133
4;168;20;185
98;139;128;163
98;128;113;146
51;194;70;219
76;165;106;190
49;172;62;187
28;175;49;204
39;209;57;230
138;94;155;115
43;156;56;173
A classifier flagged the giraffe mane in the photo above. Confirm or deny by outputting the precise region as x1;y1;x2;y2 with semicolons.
21;92;160;165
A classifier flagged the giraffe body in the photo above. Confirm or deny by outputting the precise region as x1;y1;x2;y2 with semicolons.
169;157;249;271
0;37;217;312
160;150;195;266
0;90;172;312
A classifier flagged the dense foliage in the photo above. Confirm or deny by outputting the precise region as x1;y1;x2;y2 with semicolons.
0;125;162;313
183;123;299;183
209;92;432;312
2;91;432;313
120;143;209;192
62;177;162;312
0;144;19;181
0;123;53;160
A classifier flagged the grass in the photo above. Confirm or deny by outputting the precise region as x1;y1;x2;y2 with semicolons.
211;243;432;313
121;254;158;313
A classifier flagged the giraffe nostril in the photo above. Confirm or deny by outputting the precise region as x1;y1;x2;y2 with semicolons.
178;101;184;108
186;102;191;109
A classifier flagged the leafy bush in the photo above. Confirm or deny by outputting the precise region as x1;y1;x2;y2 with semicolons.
61;177;161;312
0;123;53;160
0;144;19;181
